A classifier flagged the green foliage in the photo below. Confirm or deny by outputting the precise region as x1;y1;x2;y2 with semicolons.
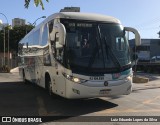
0;65;10;73
25;0;49;10
0;25;34;53
0;30;4;52
24;0;30;9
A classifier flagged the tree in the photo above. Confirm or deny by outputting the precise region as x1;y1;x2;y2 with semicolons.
25;0;49;10
0;25;34;53
10;25;34;53
0;26;12;53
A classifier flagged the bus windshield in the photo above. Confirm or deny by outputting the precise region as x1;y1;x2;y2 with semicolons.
61;19;131;75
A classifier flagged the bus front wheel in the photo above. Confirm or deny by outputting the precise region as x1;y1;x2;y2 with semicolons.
45;74;52;96
22;69;27;84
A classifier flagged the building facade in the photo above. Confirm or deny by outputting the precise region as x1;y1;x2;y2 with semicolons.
12;18;25;27
60;7;80;12
129;39;160;61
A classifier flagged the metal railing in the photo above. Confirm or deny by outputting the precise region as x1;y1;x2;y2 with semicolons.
0;57;18;72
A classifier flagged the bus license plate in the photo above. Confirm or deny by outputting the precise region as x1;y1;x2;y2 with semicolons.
99;89;110;95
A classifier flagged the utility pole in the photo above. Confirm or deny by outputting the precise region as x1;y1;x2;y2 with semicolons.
32;16;46;26
3;26;5;65
26;16;46;34
0;13;9;67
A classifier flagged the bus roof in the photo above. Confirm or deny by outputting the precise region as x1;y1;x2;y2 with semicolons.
47;12;121;24
20;12;121;43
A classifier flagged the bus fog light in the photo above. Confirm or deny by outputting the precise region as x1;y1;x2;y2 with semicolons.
72;88;80;95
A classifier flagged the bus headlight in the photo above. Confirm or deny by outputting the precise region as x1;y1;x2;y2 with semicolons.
125;76;132;82
62;73;87;84
73;78;80;83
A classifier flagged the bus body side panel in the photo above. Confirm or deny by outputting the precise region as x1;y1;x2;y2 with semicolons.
22;56;36;82
51;61;66;98
40;46;67;97
34;56;45;88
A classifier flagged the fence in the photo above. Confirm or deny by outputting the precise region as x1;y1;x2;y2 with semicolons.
0;57;18;72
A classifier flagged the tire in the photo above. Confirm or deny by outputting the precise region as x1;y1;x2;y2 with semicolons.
46;75;52;96
22;70;27;84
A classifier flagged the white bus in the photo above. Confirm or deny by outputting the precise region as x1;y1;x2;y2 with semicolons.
18;12;141;99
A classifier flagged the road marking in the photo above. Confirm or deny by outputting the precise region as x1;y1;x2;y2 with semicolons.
37;96;48;116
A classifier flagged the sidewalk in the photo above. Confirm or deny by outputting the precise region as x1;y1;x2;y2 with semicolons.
133;73;160;91
0;73;23;83
133;81;160;91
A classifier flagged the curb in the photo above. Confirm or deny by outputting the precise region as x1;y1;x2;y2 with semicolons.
133;76;149;83
133;85;160;91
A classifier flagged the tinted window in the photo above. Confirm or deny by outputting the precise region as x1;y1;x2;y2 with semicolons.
61;19;131;74
41;24;48;46
28;34;33;45
33;29;40;45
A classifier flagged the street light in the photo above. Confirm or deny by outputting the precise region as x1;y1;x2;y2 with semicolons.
26;16;46;34
0;13;9;67
26;22;33;34
32;16;46;26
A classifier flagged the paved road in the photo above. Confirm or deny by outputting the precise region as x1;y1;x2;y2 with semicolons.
0;72;160;125
1;72;160;91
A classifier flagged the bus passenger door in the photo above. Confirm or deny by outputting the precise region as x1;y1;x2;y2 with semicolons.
53;33;66;97
50;23;66;97
54;61;66;97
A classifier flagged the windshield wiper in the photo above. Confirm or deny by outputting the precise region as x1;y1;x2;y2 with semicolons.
104;36;122;71
87;38;99;69
87;25;105;69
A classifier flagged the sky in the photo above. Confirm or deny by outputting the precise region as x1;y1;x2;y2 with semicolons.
0;0;160;39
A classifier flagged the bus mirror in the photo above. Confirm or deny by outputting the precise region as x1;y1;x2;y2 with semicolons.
131;53;138;67
56;23;66;45
124;27;141;46
50;27;57;44
50;23;66;46
56;42;63;49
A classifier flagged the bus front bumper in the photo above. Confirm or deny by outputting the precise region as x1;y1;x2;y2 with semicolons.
65;78;132;99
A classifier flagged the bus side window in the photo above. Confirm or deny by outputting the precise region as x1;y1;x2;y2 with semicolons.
41;24;48;46
49;22;53;33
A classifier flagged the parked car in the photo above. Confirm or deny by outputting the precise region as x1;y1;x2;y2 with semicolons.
150;56;160;62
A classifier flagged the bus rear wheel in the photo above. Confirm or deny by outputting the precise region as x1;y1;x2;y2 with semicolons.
22;69;27;84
